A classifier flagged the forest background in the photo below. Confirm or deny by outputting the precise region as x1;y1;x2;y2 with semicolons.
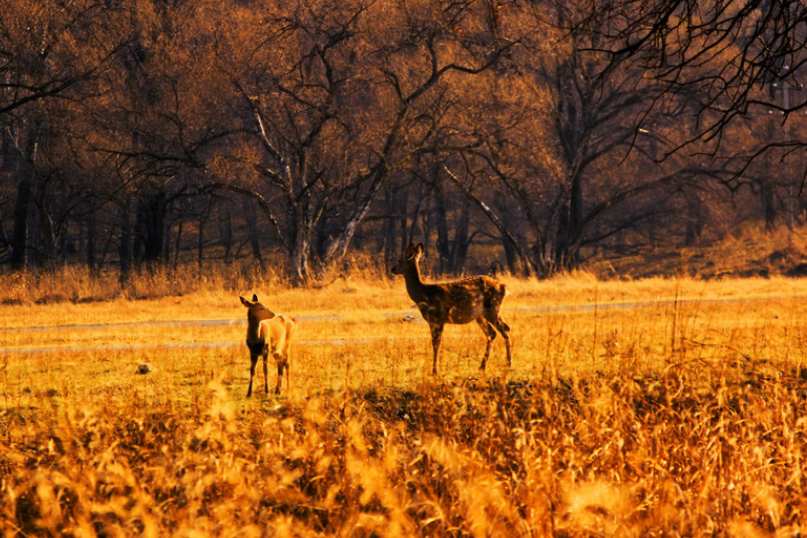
2;0;806;286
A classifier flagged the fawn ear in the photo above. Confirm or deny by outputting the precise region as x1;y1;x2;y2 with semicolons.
405;243;415;257
239;296;250;307
252;294;259;301
414;243;424;257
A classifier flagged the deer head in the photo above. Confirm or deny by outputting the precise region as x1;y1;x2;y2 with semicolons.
391;243;423;275
239;294;276;324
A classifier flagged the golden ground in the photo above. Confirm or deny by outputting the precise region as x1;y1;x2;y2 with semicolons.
3;274;807;400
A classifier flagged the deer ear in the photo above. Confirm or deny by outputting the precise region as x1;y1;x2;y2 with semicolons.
405;243;415;257
252;294;259;301
415;243;424;257
239;296;250;307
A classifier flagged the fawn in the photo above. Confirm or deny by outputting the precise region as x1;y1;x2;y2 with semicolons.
391;243;512;374
239;294;297;396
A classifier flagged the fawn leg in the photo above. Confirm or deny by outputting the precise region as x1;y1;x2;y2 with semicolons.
262;345;270;394
247;353;258;397
282;341;291;393
476;317;497;371
429;323;444;375
273;352;286;395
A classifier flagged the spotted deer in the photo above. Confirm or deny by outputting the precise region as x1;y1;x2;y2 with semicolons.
239;294;297;396
391;243;512;374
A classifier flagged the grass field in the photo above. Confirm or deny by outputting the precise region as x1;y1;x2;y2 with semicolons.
3;268;807;536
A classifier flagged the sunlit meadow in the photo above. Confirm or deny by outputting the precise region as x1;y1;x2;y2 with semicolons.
3;263;807;536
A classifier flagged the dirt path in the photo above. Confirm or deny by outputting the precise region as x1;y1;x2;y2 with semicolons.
0;293;790;355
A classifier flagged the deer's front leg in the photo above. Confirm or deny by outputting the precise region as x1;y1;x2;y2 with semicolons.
429;323;444;375
247;352;259;397
476;318;497;371
262;344;270;394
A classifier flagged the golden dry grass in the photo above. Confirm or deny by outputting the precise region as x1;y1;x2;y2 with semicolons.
3;267;807;536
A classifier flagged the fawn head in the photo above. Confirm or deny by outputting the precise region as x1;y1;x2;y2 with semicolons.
391;243;424;275
239;294;275;323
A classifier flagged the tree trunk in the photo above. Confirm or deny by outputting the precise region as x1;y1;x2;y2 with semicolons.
564;171;584;270
136;191;167;268
381;185;395;263
6;129;36;270
322;164;390;267
86;204;97;273
119;206;133;284
220;211;233;264
288;227;310;284
38;201;58;268
197;215;205;271
762;177;776;230
173;221;183;270
163;221;172;263
450;198;470;273
244;204;265;271
398;189;409;255
502;234;519;274
432;184;451;275
10;172;33;270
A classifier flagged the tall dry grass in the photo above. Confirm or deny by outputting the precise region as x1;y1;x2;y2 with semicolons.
3;361;807;536
0;254;391;307
0;261;285;306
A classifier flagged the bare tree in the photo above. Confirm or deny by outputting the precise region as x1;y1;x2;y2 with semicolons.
440;0;714;276
587;0;807;186
75;0;238;277
206;0;509;283
0;0;129;269
575;0;807;240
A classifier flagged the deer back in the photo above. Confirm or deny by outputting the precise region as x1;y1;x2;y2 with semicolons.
259;315;297;351
425;276;506;324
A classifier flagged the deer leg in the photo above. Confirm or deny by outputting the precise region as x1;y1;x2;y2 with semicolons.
429;323;444;375
262;344;270;394
273;352;286;395
247;352;259;397
476;318;497;371
494;316;512;366
282;341;291;393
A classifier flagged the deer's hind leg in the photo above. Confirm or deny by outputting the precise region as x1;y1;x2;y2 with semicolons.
261;344;271;394
281;337;292;393
476;317;498;371
429;323;444;375
272;351;288;395
489;314;512;366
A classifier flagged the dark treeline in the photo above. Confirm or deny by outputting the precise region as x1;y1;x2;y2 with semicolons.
1;0;805;284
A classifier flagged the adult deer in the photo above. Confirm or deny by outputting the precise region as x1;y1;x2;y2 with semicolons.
391;243;512;374
239;294;297;396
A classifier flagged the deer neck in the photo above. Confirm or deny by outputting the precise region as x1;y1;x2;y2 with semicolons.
246;317;262;344
245;304;275;344
402;261;430;303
